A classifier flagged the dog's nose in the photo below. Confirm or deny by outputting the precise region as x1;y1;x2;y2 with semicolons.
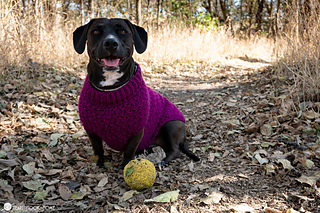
104;38;119;50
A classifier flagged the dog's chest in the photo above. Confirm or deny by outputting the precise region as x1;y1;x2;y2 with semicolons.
99;68;124;87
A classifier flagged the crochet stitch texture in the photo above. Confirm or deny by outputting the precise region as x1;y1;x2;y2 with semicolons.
78;63;185;152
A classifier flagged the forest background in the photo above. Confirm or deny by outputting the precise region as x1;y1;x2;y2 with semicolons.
1;0;319;98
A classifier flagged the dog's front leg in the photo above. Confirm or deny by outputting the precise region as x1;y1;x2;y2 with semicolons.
121;129;144;168
87;132;105;168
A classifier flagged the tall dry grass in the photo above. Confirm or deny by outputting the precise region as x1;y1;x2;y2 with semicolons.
1;1;275;73
275;1;320;101
0;2;83;69
134;26;275;64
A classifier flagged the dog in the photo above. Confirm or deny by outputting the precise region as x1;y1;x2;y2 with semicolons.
73;18;200;168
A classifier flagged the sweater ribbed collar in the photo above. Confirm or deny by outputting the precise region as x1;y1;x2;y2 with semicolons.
80;62;144;106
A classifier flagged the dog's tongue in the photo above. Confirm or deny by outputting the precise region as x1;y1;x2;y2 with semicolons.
101;58;120;67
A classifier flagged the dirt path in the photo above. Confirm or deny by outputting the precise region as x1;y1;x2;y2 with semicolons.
0;59;319;212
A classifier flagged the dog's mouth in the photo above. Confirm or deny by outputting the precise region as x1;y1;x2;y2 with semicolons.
96;57;126;68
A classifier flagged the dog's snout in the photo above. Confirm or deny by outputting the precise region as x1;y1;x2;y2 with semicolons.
104;38;119;50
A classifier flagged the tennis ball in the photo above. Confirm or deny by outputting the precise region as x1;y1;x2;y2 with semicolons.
123;158;156;191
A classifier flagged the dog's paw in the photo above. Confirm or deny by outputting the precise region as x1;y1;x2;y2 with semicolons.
97;158;105;168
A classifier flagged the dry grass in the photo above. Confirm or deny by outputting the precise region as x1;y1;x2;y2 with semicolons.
275;1;320;101
0;2;276;73
0;4;83;69
134;26;275;64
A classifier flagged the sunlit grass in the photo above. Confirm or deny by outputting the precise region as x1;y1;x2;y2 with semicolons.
0;4;276;71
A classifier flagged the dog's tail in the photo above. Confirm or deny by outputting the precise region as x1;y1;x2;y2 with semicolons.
179;143;200;162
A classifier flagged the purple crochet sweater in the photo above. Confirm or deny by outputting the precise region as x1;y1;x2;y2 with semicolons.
78;63;185;152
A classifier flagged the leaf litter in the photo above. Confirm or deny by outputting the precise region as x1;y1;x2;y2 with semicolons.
0;60;320;212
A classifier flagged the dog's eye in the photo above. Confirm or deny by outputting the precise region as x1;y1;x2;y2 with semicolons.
119;30;126;35
93;30;100;35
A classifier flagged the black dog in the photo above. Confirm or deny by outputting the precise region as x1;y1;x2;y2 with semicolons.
73;18;199;168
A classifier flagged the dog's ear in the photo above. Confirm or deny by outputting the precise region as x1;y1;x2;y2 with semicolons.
73;19;97;54
124;20;148;54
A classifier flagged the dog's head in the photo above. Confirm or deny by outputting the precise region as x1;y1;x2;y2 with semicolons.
73;18;147;71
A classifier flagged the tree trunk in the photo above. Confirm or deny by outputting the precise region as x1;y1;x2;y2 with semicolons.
248;0;253;28
88;0;94;19
80;0;84;25
136;0;142;25
275;0;280;37
256;0;265;31
266;0;273;36
239;0;243;30
157;0;161;28
219;0;228;23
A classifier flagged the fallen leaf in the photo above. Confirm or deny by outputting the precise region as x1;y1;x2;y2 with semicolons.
255;153;268;165
66;104;77;111
120;190;139;202
97;177;108;187
261;124;272;136
212;111;228;115
31;136;50;144
41;148;56;162
34;190;48;200
303;111;320;120
201;144;211;151
49;133;64;147
277;159;293;170
0;158;20;169
296;174;317;186
222;150;230;158
90;155;99;163
59;184;72;200
22;180;44;191
70;186;88;200
289;193;315;201
104;162;113;169
72;130;86;139
145;190;179;203
200;190;224;205
208;152;215;162
65;180;81;190
61;170;76;180
303;127;316;135
230;204;254;212
71;191;87;199
188;161;194;172
46;169;62;176
298;158;314;169
125;166;135;176
186;98;195;103
270;120;280;128
265;164;275;175
0;150;6;158
192;134;203;140
261;142;277;147
223;119;240;126
299;102;310;111
0;179;8;187
264;207;282;213
245;123;259;133
174;102;184;106
170;205;179;213
198;183;210;190
22;162;36;175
